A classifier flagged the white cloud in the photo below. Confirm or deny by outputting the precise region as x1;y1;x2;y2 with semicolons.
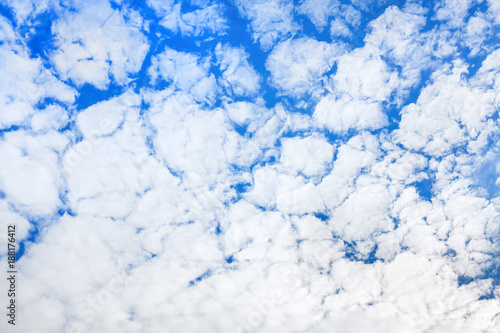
31;104;69;132
314;94;387;133
340;4;362;28
266;37;342;98
298;2;361;37
50;0;149;89
62;91;179;219
3;2;500;333
215;43;260;97
0;200;32;250
148;92;229;184
434;0;474;27
465;13;492;56
145;0;175;15
224;99;271;130
363;4;453;100
143;90;260;188
396;61;497;155
296;0;339;31
244;166;325;214
279;135;334;177
0;130;67;215
331;181;394;241
76;90;139;140
157;3;228;37
334;47;400;102
0;15;16;42
14;213;144;332
0;23;76;129
234;0;299;51
330;18;352;38
317;132;381;210
488;0;500;23
148;48;218;103
474;48;500;90
3;0;51;24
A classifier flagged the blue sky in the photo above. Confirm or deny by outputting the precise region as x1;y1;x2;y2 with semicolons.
1;0;500;332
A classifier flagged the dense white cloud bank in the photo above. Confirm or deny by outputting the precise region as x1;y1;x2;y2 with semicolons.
1;0;500;333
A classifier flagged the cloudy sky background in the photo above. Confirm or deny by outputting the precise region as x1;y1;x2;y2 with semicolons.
1;0;500;332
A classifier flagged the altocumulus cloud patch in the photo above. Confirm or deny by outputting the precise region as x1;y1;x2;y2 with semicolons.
1;0;500;332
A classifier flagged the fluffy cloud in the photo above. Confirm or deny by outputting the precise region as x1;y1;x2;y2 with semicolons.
0;130;67;215
50;0;149;89
397;61;497;156
333;47;400;102
0;46;75;128
330;18;352;38
296;0;339;31
0;16;76;129
2;1;500;333
224;100;270;128
148;48;218;103
266;37;342;98
2;0;51;24
234;0;299;51
364;5;451;100
434;0;474;27
489;0;500;23
314;94;387;133
279;135;333;177
154;2;228;37
215;43;260;97
464;13;493;56
146;91;234;185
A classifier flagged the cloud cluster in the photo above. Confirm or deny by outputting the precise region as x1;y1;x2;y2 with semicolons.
51;0;149;89
149;1;228;37
266;37;342;98
1;0;500;332
234;0;299;51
